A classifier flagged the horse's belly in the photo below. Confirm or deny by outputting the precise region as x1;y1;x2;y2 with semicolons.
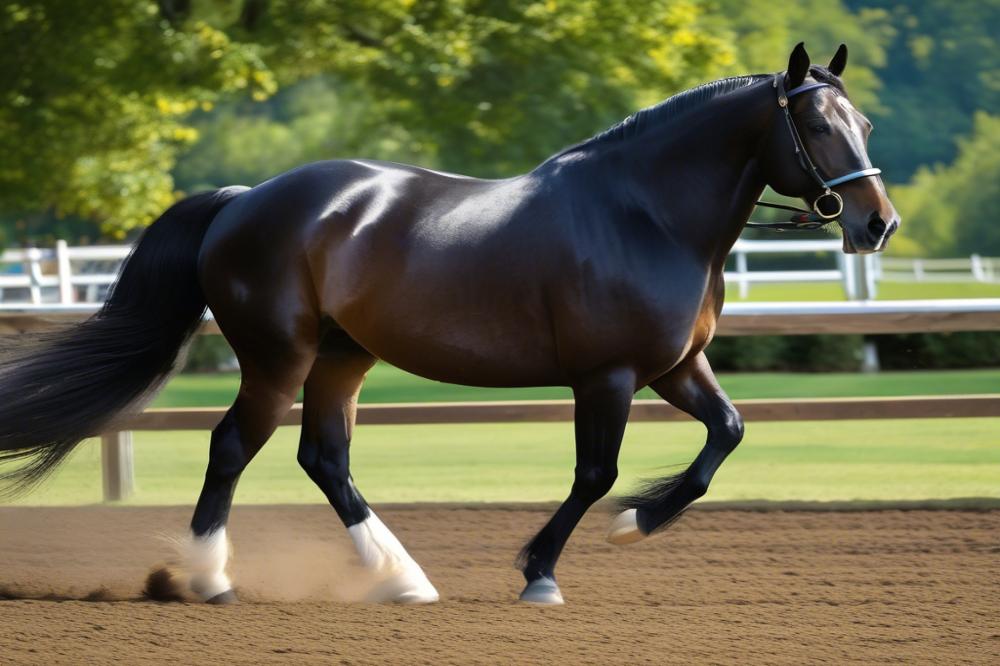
328;289;566;388
342;320;566;387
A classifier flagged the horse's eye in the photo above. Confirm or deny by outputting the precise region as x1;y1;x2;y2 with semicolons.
809;123;830;135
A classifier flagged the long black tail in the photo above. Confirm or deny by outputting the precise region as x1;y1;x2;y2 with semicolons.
0;186;247;495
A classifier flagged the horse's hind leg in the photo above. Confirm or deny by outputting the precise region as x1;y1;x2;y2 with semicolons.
146;332;316;603
297;335;438;603
608;352;743;544
517;367;634;604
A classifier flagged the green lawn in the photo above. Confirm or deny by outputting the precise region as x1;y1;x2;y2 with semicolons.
14;418;1000;506
152;367;1000;408
735;280;1000;301
11;360;1000;508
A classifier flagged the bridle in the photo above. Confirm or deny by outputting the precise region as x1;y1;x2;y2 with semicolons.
748;73;881;231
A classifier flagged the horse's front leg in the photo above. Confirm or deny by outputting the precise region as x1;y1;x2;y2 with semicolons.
517;367;635;604
608;351;744;544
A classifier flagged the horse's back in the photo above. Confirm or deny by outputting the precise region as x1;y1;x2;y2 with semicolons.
197;159;569;385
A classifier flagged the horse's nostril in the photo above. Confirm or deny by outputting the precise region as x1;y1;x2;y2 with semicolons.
867;214;887;239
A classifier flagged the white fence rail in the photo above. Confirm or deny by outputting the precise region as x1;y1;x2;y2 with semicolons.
0;242;129;305
725;238;868;299
875;255;1000;284
2;241;998;307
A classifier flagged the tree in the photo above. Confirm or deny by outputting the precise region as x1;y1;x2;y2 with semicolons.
0;1;276;239
890;113;1000;257
710;0;890;112
233;0;737;177
1;1;738;239
843;0;1000;180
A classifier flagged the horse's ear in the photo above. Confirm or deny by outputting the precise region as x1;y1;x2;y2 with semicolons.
787;42;810;88
828;44;848;77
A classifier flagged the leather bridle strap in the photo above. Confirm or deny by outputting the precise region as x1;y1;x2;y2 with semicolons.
747;73;882;232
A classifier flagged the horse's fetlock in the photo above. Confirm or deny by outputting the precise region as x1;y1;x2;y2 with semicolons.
712;411;744;452
686;473;710;498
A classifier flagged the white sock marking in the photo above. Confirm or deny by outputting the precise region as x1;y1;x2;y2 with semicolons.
347;512;439;603
182;528;232;600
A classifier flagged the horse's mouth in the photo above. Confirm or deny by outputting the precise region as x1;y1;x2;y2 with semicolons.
841;230;858;255
840;227;882;255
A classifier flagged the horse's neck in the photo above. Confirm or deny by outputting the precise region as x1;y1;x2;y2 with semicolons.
616;82;774;263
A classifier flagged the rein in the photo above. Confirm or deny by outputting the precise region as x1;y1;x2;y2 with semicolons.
747;74;881;232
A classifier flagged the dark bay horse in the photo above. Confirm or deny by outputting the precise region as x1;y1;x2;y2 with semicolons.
0;44;897;604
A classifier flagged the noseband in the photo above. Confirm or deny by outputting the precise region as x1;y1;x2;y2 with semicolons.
748;73;882;231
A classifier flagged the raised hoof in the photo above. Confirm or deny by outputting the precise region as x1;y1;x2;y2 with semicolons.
205;589;239;605
519;577;564;605
606;509;646;545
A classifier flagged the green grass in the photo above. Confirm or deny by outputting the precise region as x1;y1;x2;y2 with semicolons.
735;281;1000;301
152;367;1000;408
14;418;1000;506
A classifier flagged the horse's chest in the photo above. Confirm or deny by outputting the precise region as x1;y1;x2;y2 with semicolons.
624;266;724;380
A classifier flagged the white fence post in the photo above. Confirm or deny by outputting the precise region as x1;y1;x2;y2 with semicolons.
101;431;134;502
840;253;857;299
970;254;984;282
27;248;43;304
56;240;74;304
863;254;878;300
735;250;749;299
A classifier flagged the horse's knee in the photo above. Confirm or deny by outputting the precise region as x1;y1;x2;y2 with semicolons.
573;465;618;502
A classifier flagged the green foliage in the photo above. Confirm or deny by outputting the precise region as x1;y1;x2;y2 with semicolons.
707;335;865;372
186;0;736;181
890;113;1000;256
2;0;996;249
173;77;424;189
0;1;275;239
711;0;891;111
875;332;1000;371
845;0;1000;180
181;336;236;372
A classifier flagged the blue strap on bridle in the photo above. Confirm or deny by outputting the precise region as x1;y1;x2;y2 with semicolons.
786;82;830;98
824;167;882;188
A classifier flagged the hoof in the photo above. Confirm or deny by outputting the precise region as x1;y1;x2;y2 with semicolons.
368;569;440;604
607;509;646;545
519;576;564;605
205;589;239;605
391;588;440;605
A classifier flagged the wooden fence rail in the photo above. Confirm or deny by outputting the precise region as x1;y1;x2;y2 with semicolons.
92;394;1000;502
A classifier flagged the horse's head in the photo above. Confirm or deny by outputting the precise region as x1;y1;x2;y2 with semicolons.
760;43;899;254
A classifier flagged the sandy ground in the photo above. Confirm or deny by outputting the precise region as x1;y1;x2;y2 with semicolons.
0;504;997;664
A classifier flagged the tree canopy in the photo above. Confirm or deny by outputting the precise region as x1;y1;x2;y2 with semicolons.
1;0;995;257
889;113;1000;257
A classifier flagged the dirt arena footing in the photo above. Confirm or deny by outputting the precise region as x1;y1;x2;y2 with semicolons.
1;504;997;664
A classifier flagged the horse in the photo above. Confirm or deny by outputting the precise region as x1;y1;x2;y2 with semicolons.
0;43;897;605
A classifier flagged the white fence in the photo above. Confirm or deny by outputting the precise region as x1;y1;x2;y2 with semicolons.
2;241;997;307
0;242;129;305
726;239;873;299
875;255;1000;284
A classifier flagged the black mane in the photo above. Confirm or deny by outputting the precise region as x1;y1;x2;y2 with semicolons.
560;67;846;158
560;74;771;155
